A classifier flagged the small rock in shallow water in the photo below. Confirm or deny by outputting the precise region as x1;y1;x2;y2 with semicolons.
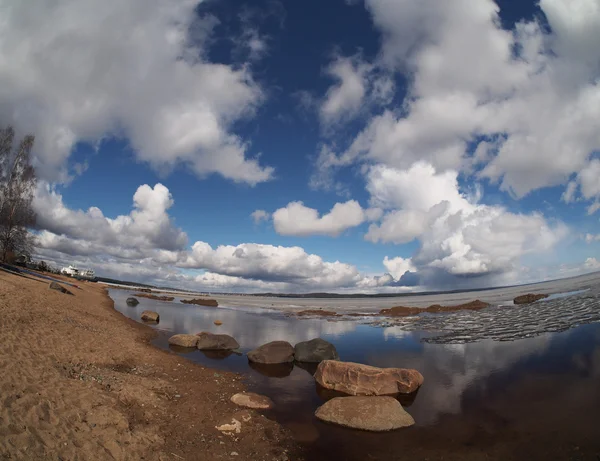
125;297;139;306
196;332;239;350
294;338;339;363
214;320;223;326
247;341;294;364
168;334;199;348
315;396;414;431
140;310;159;322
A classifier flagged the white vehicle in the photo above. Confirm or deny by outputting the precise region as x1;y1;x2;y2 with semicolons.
78;268;95;280
61;265;79;277
61;265;96;280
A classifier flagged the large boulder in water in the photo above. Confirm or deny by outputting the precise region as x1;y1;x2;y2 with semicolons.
514;293;548;305
247;341;294;364
140;310;159;322
196;332;239;350
49;281;73;295
294;338;339;363
126;297;139;306
168;334;199;348
315;396;414;431
314;360;423;396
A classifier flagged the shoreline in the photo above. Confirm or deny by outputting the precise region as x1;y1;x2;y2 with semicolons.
102;271;600;316
0;271;299;461
209;271;600;314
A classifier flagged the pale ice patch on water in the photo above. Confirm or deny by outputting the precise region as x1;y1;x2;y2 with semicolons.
372;288;600;344
543;289;589;301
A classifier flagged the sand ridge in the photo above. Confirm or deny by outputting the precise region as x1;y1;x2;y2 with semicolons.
0;271;297;460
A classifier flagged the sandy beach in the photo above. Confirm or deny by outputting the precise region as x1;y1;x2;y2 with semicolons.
0;270;297;461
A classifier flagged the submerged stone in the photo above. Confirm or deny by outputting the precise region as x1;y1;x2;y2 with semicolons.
294;338;339;363
247;341;294;364
168;334;199;348
315;396;414;431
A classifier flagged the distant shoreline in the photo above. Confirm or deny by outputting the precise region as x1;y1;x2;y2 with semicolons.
99;270;600;300
102;271;600;315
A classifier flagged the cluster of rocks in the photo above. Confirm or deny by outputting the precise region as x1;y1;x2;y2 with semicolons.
246;338;339;364
168;332;240;351
156;311;423;433
131;295;220;325
243;337;423;432
163;331;424;432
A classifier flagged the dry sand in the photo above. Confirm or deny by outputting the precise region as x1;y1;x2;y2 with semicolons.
0;271;297;461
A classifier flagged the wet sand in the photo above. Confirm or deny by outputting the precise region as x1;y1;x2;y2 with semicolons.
0;271;296;461
208;271;600;314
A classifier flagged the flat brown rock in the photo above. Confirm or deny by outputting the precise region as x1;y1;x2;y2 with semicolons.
315;360;423;395
315;396;414;431
247;341;294;364
168;334;199;348
140;310;159;322
181;298;218;307
514;293;549;305
231;392;274;409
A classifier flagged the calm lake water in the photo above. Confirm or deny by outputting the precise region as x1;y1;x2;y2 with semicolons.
110;289;600;460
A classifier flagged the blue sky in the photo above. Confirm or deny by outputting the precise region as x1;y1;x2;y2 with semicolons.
2;0;599;292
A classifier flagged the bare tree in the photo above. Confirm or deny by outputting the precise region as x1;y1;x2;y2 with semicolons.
0;126;37;262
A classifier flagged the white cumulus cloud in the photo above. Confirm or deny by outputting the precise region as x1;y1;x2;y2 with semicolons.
272;200;367;237
250;209;270;224
585;233;600;244
320;56;371;125
315;0;600;203
34;183;188;254
0;0;273;184
366;163;569;287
